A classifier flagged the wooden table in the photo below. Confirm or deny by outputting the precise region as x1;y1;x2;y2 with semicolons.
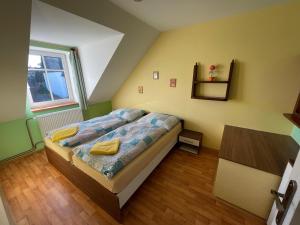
214;125;299;219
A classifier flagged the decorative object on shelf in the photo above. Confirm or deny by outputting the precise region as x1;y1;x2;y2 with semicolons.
191;59;235;101
153;71;159;80
284;92;300;128
170;78;176;87
138;86;143;94
208;64;217;81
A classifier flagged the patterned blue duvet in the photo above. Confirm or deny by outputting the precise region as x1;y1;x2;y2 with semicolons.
49;115;127;147
48;108;145;147
73;122;168;179
73;113;180;179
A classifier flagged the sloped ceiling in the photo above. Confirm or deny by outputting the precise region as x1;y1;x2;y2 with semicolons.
110;0;288;31
0;0;159;123
31;0;124;99
79;36;124;98
40;0;160;103
0;0;31;122
31;0;122;47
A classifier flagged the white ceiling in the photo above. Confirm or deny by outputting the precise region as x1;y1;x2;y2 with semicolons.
31;0;122;46
31;0;125;101
110;0;288;31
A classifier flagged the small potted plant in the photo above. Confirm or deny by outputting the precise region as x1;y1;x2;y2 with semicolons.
208;64;217;81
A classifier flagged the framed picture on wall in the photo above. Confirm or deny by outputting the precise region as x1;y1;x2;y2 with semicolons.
138;86;143;94
170;78;176;87
153;71;159;80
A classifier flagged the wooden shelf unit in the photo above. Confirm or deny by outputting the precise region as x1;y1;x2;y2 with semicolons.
191;59;235;101
284;113;300;129
193;80;229;84
191;96;227;101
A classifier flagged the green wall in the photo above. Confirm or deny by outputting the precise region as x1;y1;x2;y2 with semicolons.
0;101;112;161
0;118;33;160
82;101;112;120
0;40;113;161
291;126;300;145
0;99;296;161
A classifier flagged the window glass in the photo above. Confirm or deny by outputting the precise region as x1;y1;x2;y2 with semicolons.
27;49;75;108
47;71;69;100
44;56;63;70
27;71;51;102
28;54;44;69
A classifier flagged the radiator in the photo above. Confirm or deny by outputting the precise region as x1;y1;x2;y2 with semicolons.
36;108;84;137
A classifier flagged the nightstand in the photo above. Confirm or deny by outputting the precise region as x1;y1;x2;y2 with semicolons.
178;129;202;154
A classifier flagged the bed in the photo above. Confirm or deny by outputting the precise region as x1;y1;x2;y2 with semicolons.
45;112;183;222
45;108;145;161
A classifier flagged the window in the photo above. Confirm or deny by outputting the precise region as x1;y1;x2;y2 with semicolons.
27;49;76;110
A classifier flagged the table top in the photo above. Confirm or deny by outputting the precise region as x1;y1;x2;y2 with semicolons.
219;125;299;176
179;129;202;140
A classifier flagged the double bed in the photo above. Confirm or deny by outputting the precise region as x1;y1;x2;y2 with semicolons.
44;108;145;161
44;110;183;222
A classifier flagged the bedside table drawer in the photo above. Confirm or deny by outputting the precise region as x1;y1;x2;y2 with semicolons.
179;136;200;146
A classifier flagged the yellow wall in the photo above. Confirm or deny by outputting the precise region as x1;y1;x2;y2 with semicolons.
113;2;300;149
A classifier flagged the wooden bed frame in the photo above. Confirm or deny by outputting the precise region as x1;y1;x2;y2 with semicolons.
45;147;122;221
45;120;183;222
45;143;181;222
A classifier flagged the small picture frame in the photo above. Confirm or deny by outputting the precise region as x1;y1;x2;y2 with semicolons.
170;78;176;87
153;71;159;80
138;86;143;94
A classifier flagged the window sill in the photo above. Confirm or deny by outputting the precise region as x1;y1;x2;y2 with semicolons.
31;102;79;112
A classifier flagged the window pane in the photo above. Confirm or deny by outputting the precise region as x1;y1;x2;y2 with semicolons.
44;56;63;70
28;55;44;69
47;72;69;100
27;71;52;102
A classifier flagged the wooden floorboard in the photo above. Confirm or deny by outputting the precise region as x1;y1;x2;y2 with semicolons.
0;148;266;225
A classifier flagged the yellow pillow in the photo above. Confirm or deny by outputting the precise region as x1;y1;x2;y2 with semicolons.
90;139;120;155
51;126;79;142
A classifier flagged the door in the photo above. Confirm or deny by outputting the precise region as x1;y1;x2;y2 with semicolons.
268;150;300;225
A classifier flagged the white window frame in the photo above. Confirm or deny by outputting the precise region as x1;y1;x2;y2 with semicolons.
27;48;76;109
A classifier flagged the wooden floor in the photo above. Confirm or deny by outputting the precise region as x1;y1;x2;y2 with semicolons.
0;148;266;225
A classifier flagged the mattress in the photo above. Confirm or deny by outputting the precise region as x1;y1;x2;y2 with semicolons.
72;123;182;193
44;138;73;161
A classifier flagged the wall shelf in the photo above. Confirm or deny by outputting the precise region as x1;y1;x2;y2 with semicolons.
191;59;235;101
191;96;227;101
193;80;229;84
284;114;300;129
